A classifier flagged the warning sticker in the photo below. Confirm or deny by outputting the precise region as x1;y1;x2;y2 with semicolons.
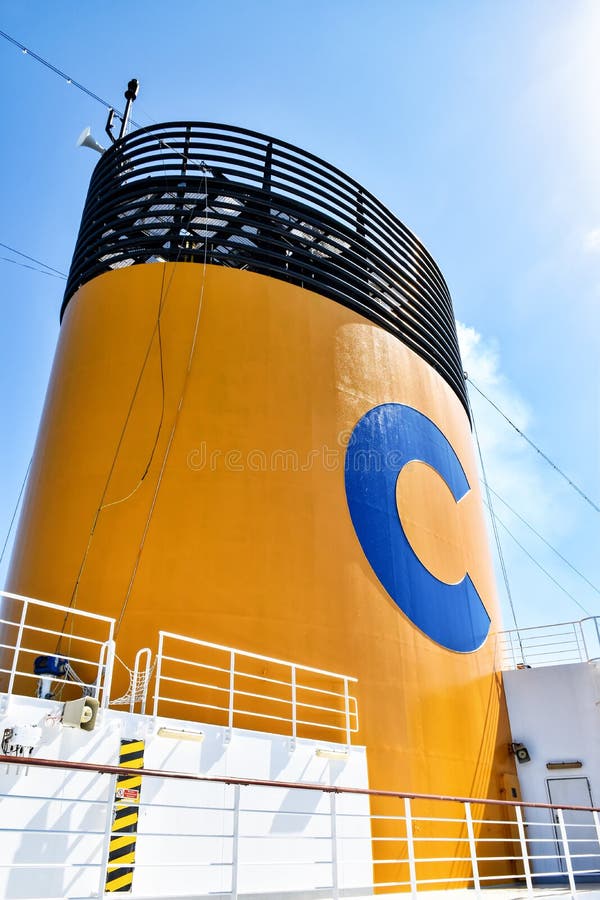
116;787;140;801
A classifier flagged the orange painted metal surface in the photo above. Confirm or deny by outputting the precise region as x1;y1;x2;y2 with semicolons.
5;263;516;878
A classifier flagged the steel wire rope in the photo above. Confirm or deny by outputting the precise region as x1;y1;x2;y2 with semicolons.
65;141;212;611
59;263;172;650
481;499;592;618
0;29;141;126
483;483;600;598
467;377;599;513
0;241;67;277
114;171;210;636
0;242;67;278
0;457;32;568
0;256;66;279
466;385;522;645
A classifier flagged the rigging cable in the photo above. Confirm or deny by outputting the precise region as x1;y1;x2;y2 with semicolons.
468;387;522;641
0;29;140;126
0;457;32;567
114;172;210;635
485;484;600;598
481;499;592;618
65;264;170;625
467;376;599;513
62;159;211;642
0;242;67;279
0;256;66;279
0;29;215;184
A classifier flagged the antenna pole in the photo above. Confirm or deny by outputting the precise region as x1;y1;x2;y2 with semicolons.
119;78;139;139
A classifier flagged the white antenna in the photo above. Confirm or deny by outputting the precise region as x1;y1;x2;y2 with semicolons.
76;126;105;154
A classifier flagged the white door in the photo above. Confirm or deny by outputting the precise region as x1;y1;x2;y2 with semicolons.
547;777;600;875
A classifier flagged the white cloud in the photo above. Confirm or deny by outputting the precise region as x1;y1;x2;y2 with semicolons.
457;321;530;472
455;321;579;626
582;228;600;253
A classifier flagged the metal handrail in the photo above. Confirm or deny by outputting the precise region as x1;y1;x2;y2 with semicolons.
0;589;116;706
153;630;359;746
498;616;600;669
1;754;598;810
1;754;599;898
62;122;469;415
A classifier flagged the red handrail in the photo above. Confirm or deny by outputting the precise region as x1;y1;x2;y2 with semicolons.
2;754;599;813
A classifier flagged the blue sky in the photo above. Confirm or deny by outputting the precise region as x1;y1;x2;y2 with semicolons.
0;1;598;629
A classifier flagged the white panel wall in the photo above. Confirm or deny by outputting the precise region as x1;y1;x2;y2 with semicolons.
0;694;372;899
503;661;600;877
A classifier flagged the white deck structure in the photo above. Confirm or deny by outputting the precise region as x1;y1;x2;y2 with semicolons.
1;591;599;899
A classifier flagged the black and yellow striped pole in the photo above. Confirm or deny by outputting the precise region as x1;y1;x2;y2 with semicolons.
104;739;145;893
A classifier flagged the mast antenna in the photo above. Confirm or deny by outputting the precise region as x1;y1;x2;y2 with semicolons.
105;78;140;143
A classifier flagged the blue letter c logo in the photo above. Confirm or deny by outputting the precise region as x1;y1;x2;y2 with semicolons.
344;403;490;653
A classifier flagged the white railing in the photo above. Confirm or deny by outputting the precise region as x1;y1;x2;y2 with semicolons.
1;754;600;898
500;617;600;669
153;631;359;747
0;590;115;708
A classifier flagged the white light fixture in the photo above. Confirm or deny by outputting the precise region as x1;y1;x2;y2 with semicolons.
315;747;349;760
157;727;204;742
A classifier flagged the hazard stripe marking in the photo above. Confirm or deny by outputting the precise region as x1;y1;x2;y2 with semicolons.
111;812;139;832
116;774;142;786
109;835;138;853
104;739;144;893
105;869;134;892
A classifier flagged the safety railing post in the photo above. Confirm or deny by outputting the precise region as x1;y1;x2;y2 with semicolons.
514;805;534;897
509;630;518;669
231;783;240;900
464;802;481;898
556;807;577;896
99;639;116;708
7;599;28;697
404;797;418;897
330;791;339;899
152;632;164;718
594;617;600;658
576;622;589;663
290;665;297;750
228;650;236;732
593;811;600;865
97;771;117;897
343;677;351;749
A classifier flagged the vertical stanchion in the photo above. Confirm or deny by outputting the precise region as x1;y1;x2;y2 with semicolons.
515;805;534;898
231;783;240;900
228;650;236;731
7;600;28;696
556;808;577;896
464;802;481;898
98;772;118;897
330;791;339;899
101;639;116;709
593;810;600;857
290;666;297;750
404;797;418;898
343;678;351;749
152;632;164;718
578;622;589;662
